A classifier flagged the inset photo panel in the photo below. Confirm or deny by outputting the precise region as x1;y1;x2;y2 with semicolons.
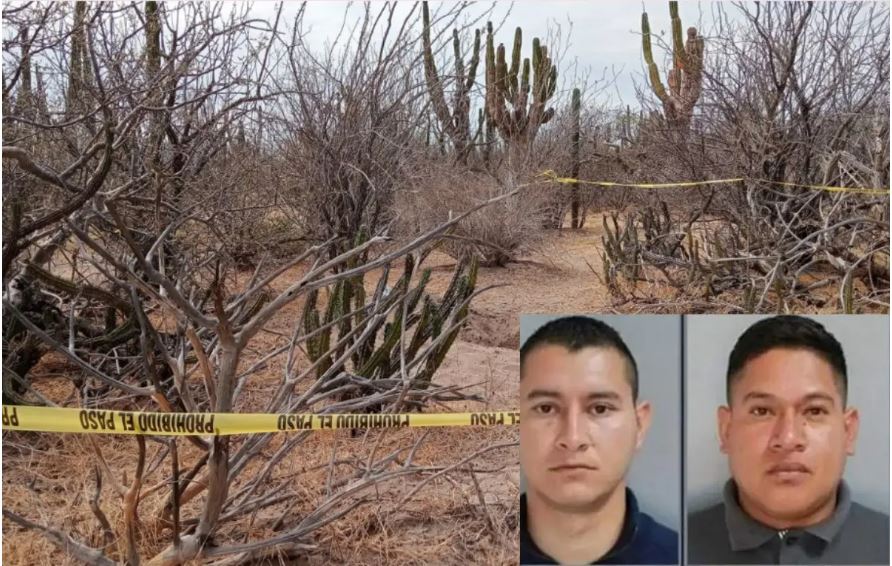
519;315;681;565
686;315;890;566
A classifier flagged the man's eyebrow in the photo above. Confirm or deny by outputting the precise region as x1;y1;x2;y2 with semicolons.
740;391;775;404
525;389;561;401
741;391;839;406
524;390;623;401
587;391;622;401
801;392;838;405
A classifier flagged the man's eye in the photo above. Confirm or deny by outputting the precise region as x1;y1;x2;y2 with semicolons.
750;406;771;417
533;404;555;415
590;404;615;415
805;406;829;417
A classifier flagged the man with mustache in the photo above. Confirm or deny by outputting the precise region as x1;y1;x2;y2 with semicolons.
688;315;889;565
520;316;678;565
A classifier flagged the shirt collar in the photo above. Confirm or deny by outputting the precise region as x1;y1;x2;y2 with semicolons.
803;480;852;542
521;488;641;563
723;478;853;551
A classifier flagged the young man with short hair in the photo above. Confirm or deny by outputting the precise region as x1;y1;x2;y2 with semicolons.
520;316;678;565
688;315;889;565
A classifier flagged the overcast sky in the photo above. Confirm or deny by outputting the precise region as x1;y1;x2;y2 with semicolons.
250;0;711;107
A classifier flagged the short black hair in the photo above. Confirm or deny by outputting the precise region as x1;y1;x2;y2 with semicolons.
520;316;639;402
727;315;847;404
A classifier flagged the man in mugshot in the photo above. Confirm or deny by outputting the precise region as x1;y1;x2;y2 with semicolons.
520;316;678;565
688;315;889;565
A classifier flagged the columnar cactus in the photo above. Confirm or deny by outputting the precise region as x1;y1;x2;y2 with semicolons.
13;26;32;117
473;107;497;166
641;1;704;129
66;1;91;116
145;2;164;156
303;253;479;399
145;2;161;79
421;1;481;163
484;22;557;157
569;88;582;229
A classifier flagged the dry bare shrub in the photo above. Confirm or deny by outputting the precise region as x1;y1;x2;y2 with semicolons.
394;160;547;267
180;140;304;270
2;3;522;564
266;3;478;266
598;1;891;313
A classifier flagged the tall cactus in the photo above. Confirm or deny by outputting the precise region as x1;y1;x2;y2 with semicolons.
569;88;583;229
145;2;161;80
13;26;33;118
66;1;91;117
145;1;164;159
421;1;481;163
641;1;704;129
474;106;496;167
484;22;557;162
33;65;49;121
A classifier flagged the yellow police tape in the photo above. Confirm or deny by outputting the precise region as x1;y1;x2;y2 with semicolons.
536;170;890;196
1;405;519;436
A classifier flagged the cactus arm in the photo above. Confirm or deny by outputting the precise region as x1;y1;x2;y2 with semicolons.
509;27;522;99
670;1;689;71
641;2;703;127
519;58;531;116
546;65;557;100
465;29;481;93
484;23;556;149
421;2;454;138
642;11;669;103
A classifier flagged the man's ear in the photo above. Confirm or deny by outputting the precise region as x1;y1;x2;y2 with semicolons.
634;401;652;450
718;405;732;454
844;407;860;456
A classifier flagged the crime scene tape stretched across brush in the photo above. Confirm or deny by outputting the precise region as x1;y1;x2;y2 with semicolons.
535;169;891;196
0;405;519;436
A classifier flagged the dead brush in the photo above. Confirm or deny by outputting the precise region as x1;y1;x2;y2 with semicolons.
595;191;889;314
395;162;548;267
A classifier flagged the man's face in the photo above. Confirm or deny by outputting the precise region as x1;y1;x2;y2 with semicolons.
520;345;650;511
718;348;859;525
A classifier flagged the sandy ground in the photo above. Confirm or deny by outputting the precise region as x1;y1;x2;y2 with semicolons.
435;218;613;349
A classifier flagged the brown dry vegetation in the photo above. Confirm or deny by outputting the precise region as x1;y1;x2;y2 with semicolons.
3;254;522;565
2;1;889;564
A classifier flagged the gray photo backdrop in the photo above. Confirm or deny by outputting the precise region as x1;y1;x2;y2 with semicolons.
519;314;682;531
686;314;890;514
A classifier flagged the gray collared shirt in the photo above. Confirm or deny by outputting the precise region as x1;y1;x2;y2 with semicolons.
688;479;889;565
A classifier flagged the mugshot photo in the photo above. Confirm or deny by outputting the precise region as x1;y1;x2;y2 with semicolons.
519;314;681;565
686;315;890;565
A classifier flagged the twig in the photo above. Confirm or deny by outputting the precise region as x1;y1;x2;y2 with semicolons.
89;465;116;548
396;440;517;507
3;509;116;566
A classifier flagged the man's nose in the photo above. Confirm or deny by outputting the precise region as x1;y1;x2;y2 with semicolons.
556;408;589;451
770;410;807;452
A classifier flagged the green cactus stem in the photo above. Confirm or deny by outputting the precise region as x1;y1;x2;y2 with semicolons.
422;1;481;163
640;1;704;129
484;22;557;158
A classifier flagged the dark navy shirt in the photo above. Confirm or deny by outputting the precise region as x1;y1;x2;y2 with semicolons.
520;488;679;565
